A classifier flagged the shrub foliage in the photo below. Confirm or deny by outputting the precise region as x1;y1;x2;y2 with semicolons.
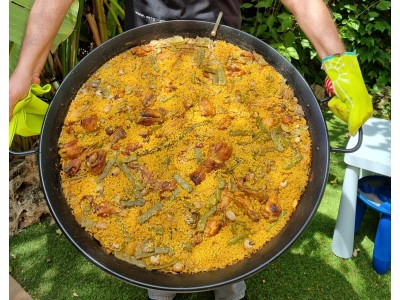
240;0;391;93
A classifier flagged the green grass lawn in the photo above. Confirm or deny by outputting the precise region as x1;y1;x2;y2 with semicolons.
9;112;391;300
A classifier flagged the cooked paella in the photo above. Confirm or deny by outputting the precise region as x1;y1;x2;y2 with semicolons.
58;36;312;274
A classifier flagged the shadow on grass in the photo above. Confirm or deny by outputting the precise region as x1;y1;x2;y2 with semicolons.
243;209;390;300
10;221;146;300
10;205;390;300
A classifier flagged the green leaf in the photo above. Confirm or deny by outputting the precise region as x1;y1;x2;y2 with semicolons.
358;47;374;63
248;27;256;36
375;49;390;65
277;12;291;21
9;1;31;45
344;4;358;12
266;15;275;29
11;0;34;9
332;12;343;22
109;0;125;18
360;36;375;47
9;42;21;77
367;11;379;19
343;19;360;30
270;30;279;43
283;31;296;47
376;0;391;10
301;39;312;50
365;23;375;35
255;0;273;8
241;3;254;9
286;47;299;60
374;21;390;33
341;27;356;41
256;24;268;37
277;15;293;32
367;70;378;79
310;51;317;60
256;12;264;23
107;11;117;38
274;44;291;61
273;44;299;62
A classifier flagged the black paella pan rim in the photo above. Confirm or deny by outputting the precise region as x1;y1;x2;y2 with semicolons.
39;20;329;292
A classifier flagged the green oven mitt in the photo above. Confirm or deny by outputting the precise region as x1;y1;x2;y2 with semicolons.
9;84;51;147
322;52;373;136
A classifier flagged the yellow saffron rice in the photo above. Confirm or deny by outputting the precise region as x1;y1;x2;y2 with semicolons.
58;36;312;274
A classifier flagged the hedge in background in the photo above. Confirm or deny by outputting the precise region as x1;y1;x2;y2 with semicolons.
240;0;391;92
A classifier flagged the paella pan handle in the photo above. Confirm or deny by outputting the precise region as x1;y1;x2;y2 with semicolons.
9;134;40;156
9;148;37;156
318;96;363;154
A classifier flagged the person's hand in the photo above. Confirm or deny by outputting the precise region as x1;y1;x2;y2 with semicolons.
9;69;41;121
322;52;373;136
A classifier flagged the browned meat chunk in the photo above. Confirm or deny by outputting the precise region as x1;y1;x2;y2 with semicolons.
86;150;107;175
127;162;177;193
95;202;118;217
217;115;232;130
204;217;225;237
199;98;216;117
218;188;232;211
232;192;260;222
81;114;99;132
63;158;82;176
58;139;84;159
109;126;127;144
137;109;165;126
190;143;233;185
261;189;282;222
235;177;267;203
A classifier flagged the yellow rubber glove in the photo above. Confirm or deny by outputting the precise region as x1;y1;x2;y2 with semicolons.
322;52;373;136
9;84;51;147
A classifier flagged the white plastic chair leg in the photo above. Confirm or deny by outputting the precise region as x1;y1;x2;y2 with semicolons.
332;165;359;258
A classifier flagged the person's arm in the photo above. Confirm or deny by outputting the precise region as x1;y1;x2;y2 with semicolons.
281;0;373;136
9;0;74;120
281;0;345;59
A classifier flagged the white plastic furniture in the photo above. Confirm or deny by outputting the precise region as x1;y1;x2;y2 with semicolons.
331;117;391;258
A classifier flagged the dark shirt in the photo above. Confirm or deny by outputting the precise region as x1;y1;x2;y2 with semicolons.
124;0;242;30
